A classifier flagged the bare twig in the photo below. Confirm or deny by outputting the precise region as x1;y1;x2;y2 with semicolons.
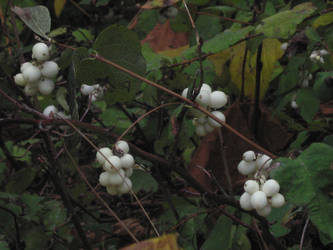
300;217;310;250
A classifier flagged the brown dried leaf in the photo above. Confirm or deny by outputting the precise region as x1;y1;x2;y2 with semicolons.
121;234;180;250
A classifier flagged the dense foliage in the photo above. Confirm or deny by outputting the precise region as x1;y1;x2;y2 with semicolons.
1;0;333;249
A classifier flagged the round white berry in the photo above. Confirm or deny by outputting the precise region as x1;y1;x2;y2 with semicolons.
270;193;285;208
22;65;41;83
120;153;135;169
103;155;122;173
96;147;113;165
38;78;55;95
243;151;256;162
207;111;225;128
106;185;118;195
182;88;189;98
14;73;27;86
195;90;211;106
165;6;178;18
204;123;215;134
197;116;207;124
108;169;126;186
200;83;212;93
210;91;228;109
24;84;38;96
32;42;50;61
41;61;59;79
20;62;33;72
280;42;288;51
262;179;280;197
319;49;329;56
256;154;272;170
115;140;129;155
256;204;272;217
80;84;95;95
43;105;58;118
244;180;259;194
195;124;207;137
124;167;133;177
99;172;112;186
291;100;298;109
237;160;256;175
240;192;253;211
117;177;132;194
251;191;268;210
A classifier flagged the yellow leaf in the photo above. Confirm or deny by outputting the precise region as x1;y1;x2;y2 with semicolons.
312;12;333;28
54;0;66;17
208;49;232;76
121;234;181;250
158;45;189;58
229;38;284;100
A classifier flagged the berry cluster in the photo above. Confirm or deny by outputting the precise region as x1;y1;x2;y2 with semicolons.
14;42;60;96
181;83;228;137
96;141;135;195
80;84;105;102
238;151;285;217
310;49;329;64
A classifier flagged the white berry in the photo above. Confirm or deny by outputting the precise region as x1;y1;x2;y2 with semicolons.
270;193;285;208
99;172;112;186
237;160;256;175
41;61;59;79
195;90;211;106
251;191;268;210
14;73;27;86
32;42;50;61
243;151;256;162
207;111;225;128
96;147;113;165
20;62;33;72
38;78;55;95
195;124;207;137
24;84;38;96
117;177;132;194
244;180;259;194
280;42;288;51
182;88;189;98
125;167;133;177
22;65;41;83
256;154;272;170
103;155;122;173
262;179;280;197
240;192;253;211
291;100;298;109
108;169;126;186
204;123;215;133
210;91;228;109
106;185;118;195
200;83;212;94
115;140;129;155
256;204;272;217
120;153;135;169
80;84;95;95
43;105;58;118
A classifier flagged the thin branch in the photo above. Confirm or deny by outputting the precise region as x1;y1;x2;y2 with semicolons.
300;217;310;250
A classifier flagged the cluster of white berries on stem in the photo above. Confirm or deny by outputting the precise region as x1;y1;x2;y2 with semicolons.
14;42;60;96
181;83;228;137
43;105;71;120
96;140;135;195
310;49;329;64
80;84;105;102
238;151;285;217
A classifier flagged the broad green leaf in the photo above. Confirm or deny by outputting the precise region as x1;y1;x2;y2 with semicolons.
21;194;44;222
313;71;333;102
22;226;49;250
289;131;309;150
99;107;131;130
230;38;284;99
202;6;236;16
272;143;333;244
72;28;94;42
6;167;37;194
201;215;233;250
188;0;210;5
43;200;67;231
54;0;66;17
56;87;70;112
255;3;316;39
295;88;320;123
313;11;333;28
76;25;146;104
48;27;67;38
191;15;222;43
12;5;51;39
131;169;158;193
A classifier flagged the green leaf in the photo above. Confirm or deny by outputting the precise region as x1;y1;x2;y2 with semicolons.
305;26;321;42
131;169;158;193
56;87;69;112
272;143;333;244
313;71;333;102
323;135;333;147
255;3;316;39
48;27;67;38
201;214;233;250
21;193;44;222
6;167;38;194
22;226;49;250
76;25;146;104
72;28;94;42
295;88;320;123
43;200;67;231
289;131;309;150
313;11;333;28
12;5;51;39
